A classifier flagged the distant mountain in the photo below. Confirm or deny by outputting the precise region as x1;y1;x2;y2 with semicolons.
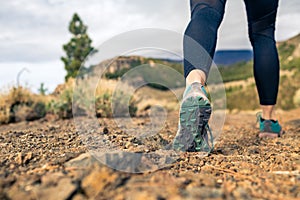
214;33;300;67
213;50;253;66
91;33;300;82
90;56;185;90
87;33;300;111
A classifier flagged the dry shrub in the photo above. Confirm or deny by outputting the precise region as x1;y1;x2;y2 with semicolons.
47;78;74;119
94;79;138;117
293;89;300;107
0;86;47;124
133;86;182;116
0;100;10;124
50;78;138;119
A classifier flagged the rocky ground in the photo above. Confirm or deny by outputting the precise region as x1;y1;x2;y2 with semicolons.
0;109;300;200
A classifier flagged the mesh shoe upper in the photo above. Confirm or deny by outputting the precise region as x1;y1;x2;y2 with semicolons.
257;113;282;134
173;82;213;153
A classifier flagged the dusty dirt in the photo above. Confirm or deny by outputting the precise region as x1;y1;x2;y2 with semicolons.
0;109;300;200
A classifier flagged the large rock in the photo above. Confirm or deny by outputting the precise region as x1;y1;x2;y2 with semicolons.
81;165;118;198
64;153;102;168
34;177;77;200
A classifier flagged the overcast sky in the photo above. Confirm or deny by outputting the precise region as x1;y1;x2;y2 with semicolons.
1;0;300;92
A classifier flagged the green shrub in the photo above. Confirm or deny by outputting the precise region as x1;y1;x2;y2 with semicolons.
278;42;295;61
277;75;297;110
293;89;300;107
50;78;139;119
219;61;253;83
47;87;73;119
95;91;111;117
226;84;259;111
95;90;137;118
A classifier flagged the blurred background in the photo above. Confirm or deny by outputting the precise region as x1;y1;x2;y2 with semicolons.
1;0;299;92
0;0;300;124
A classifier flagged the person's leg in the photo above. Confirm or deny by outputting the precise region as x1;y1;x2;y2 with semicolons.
184;0;226;85
173;0;227;152
244;0;283;137
244;0;280;120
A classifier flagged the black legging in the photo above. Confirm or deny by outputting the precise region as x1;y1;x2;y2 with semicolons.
184;0;279;105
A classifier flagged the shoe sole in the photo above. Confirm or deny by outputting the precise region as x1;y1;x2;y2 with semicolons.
259;130;285;138
173;95;211;152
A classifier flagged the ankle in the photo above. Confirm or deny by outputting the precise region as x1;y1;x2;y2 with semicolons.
186;70;206;86
261;105;276;120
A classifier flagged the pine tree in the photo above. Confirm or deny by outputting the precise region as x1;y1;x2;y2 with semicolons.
61;13;95;81
38;83;48;95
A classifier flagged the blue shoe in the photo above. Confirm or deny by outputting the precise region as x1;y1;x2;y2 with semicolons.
256;113;284;138
173;82;214;152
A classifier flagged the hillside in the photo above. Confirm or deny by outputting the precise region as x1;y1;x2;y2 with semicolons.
90;56;185;90
89;33;300;111
278;33;300;69
221;33;300;110
93;33;300;84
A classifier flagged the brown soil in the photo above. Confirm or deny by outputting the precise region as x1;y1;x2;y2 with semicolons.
0;109;300;200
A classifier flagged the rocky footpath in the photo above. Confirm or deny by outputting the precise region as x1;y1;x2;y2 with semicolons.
0;110;300;200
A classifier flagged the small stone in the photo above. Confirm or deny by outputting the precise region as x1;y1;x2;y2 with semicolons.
128;191;157;200
72;194;87;200
233;187;250;199
35;177;77;200
81;166;118;198
15;153;23;165
0;175;16;188
23;152;33;164
103;127;109;134
7;184;35;200
41;172;65;187
125;142;131;149
202;177;215;187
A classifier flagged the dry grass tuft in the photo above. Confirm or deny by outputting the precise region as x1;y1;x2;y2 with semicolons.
0;86;48;124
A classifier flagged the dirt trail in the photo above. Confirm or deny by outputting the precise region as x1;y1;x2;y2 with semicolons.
0;109;300;200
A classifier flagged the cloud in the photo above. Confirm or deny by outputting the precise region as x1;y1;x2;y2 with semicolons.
0;0;299;63
217;0;250;49
218;0;300;49
0;61;65;92
276;1;300;40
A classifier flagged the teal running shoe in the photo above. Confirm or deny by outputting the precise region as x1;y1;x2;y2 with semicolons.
173;82;214;152
256;113;284;138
